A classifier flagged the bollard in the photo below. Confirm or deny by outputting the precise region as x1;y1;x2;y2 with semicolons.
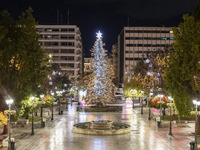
42;121;45;127
189;141;195;150
11;138;15;150
157;121;161;128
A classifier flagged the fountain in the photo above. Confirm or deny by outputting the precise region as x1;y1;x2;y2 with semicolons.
73;120;130;135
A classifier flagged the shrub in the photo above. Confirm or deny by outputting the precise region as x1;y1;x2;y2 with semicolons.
151;95;172;109
0;112;8;126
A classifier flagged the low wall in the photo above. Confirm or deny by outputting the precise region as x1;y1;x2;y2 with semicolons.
73;127;131;135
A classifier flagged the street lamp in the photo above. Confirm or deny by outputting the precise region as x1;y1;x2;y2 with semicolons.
40;94;44;128
193;100;199;112
5;99;13;150
56;91;63;114
141;91;144;114
157;94;163;128
149;92;153;120
130;89;136;108
31;96;35;135
168;96;173;136
50;92;54;121
70;88;74;106
193;100;200;150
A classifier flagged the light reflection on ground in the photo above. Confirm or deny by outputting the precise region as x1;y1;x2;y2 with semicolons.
10;104;194;150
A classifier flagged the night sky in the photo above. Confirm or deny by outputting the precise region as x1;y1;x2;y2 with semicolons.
0;0;198;56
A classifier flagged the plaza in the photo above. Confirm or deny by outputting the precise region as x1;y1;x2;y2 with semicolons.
0;103;195;150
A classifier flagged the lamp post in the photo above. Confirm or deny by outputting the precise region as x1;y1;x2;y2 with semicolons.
130;89;136;108
168;96;173;136
157;94;163;128
40;94;44;128
149;92;153;120
5;99;13;150
141;91;144;114
51;92;54;121
193;100;200;150
31;96;35;135
56;91;63;114
70;88;74;106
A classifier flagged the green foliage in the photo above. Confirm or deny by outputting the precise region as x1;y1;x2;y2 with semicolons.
42;94;54;107
84;106;120;112
28;115;41;122
95;102;103;107
0;8;49;109
123;78;143;98
193;0;200;21
164;14;200;116
18;96;40;118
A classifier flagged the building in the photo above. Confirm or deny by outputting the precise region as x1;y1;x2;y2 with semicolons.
84;57;93;74
111;43;118;86
36;25;83;80
118;26;174;83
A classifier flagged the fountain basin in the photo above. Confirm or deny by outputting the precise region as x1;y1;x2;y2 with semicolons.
73;120;130;135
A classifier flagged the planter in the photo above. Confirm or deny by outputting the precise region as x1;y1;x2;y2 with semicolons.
77;106;122;112
152;108;161;116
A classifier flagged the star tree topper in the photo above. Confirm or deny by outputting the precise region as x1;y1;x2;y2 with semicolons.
96;31;102;39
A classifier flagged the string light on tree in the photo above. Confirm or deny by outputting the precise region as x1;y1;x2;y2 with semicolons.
96;31;103;39
83;31;115;105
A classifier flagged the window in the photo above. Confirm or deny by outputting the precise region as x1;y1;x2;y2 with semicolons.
126;44;168;47
125;37;173;40
61;28;75;32
125;58;143;61
61;42;74;46
52;50;59;53
60;56;74;60
52;56;59;60
61;35;74;39
61;49;74;53
52;29;59;32
52;42;58;46
45;28;52;32
125;30;170;33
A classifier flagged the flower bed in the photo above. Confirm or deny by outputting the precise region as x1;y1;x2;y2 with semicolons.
151;95;173;109
77;106;122;112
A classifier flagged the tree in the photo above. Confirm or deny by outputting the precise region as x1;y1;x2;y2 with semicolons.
83;31;115;105
193;0;200;21
0;8;49;110
164;14;200;116
123;75;143;98
125;46;172;96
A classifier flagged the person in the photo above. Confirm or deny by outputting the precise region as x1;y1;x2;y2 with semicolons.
144;98;147;107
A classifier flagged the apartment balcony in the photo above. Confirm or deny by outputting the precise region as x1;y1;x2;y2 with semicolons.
39;39;75;42
53;60;76;63
41;46;75;49
53;53;76;57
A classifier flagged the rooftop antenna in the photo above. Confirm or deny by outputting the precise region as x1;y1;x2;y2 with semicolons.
57;9;59;25
67;9;70;25
61;13;63;25
127;17;130;27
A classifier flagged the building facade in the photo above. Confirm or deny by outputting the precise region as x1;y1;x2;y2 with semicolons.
118;26;174;83
36;25;83;80
111;43;118;86
84;57;93;74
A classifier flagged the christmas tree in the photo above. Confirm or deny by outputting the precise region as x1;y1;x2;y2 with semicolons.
83;31;115;105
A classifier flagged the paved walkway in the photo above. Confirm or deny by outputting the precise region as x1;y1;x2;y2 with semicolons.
0;104;197;150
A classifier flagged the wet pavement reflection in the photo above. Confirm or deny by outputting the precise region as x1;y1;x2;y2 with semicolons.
8;104;195;150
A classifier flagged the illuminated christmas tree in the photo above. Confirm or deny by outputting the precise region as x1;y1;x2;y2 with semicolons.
83;31;115;105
